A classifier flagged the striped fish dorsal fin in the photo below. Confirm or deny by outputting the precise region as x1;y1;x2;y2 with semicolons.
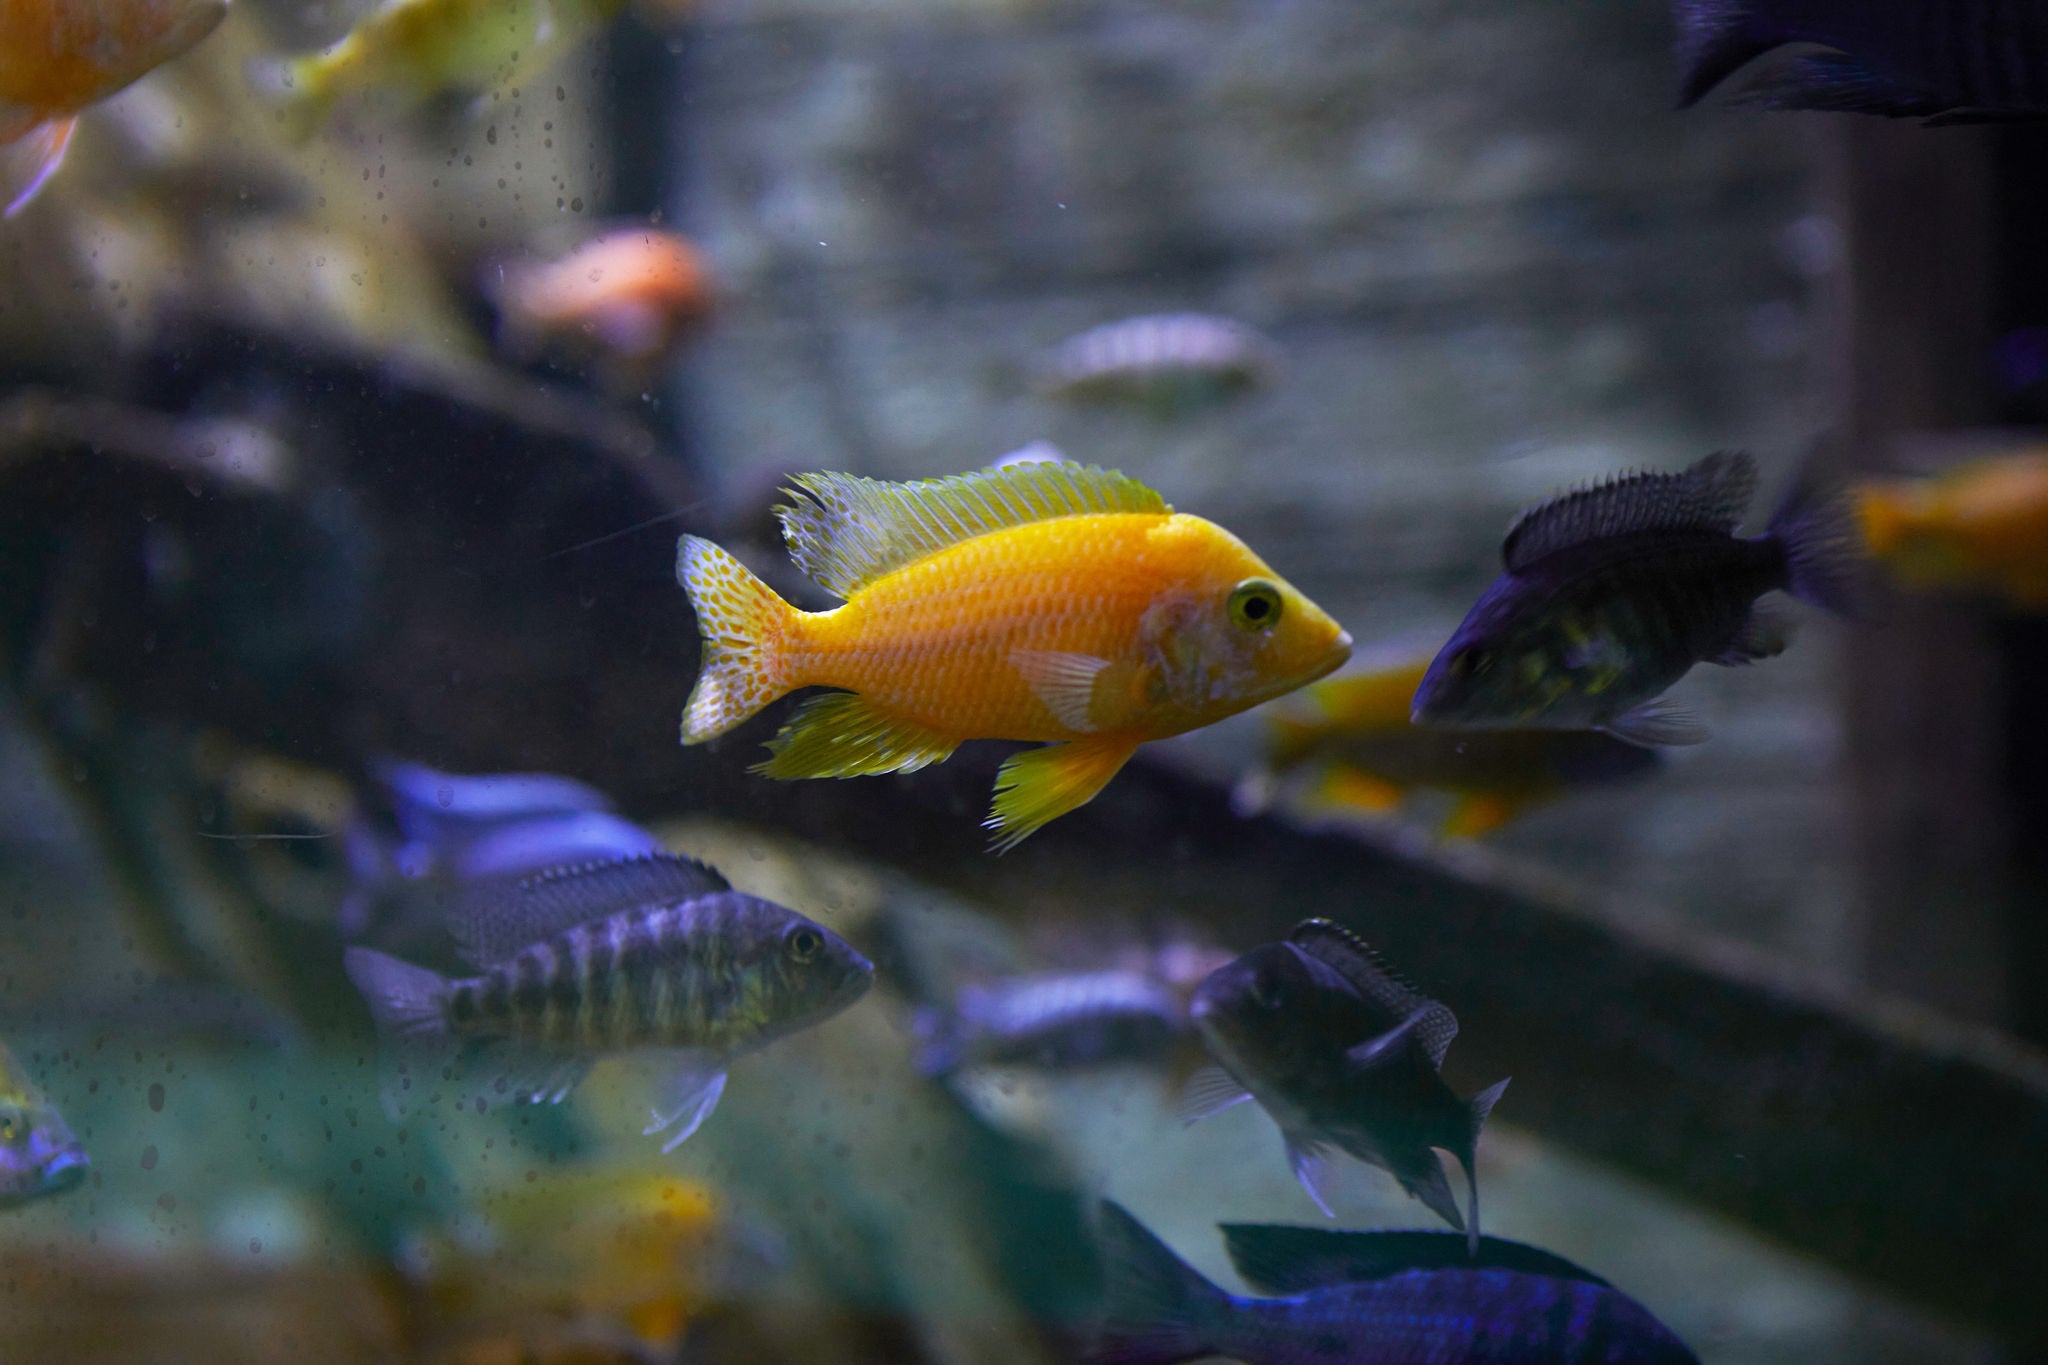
1219;1224;1612;1294
449;853;731;965
1289;918;1458;1069
1501;451;1759;573
776;463;1169;599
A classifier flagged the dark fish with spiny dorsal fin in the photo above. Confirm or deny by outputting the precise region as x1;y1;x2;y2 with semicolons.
1412;451;1861;747
343;856;871;1151
1087;1201;1701;1364
1182;920;1507;1253
1673;0;2048;123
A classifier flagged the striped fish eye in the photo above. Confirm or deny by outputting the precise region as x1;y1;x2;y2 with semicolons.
784;926;824;963
1227;578;1283;632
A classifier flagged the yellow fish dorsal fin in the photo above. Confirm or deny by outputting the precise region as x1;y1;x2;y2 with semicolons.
778;463;1170;598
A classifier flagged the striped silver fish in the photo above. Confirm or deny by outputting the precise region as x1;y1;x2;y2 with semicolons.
1041;313;1280;415
343;855;872;1149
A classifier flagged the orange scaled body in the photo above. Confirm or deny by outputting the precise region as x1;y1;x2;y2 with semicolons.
1857;452;2048;608
677;462;1351;848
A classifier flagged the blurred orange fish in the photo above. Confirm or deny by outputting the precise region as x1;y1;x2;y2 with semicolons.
0;0;227;215
492;226;714;389
676;462;1352;849
1858;452;2048;607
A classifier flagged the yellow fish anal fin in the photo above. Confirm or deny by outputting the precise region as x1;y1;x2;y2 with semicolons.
1439;791;1528;839
1011;649;1113;732
3;117;76;219
677;536;798;743
754;692;959;779
984;733;1141;852
1306;763;1406;815
778;462;1168;599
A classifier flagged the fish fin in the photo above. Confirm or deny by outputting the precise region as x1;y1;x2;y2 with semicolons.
776;463;1167;598
447;853;730;966
984;734;1140;852
1734;53;1955;119
1767;454;1865;616
1439;791;1525;838
1709;606;1789;667
1671;0;1779;107
753;691;960;779
1010;649;1113;733
1175;1065;1254;1125
472;1043;594;1107
644;1062;728;1152
1405;1155;1466;1236
1304;763;1405;814
1093;1201;1227;1365
1285;1134;1338;1217
1465;1077;1510;1257
1599;697;1710;748
342;948;456;1122
1288;920;1453;1064
1220;1224;1613;1292
1501;451;1758;572
2;117;76;218
1343;1007;1440;1072
676;535;800;743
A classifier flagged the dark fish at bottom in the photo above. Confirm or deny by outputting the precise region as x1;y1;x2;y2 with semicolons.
1091;1202;1701;1365
1674;0;2048;121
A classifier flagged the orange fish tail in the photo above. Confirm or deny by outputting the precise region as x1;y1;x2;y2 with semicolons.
676;536;799;743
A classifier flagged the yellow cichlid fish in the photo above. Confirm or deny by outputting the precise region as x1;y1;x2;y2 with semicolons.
0;0;227;215
676;462;1353;850
252;0;624;140
1857;452;2048;608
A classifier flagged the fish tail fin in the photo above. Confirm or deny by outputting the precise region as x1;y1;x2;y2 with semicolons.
2;117;77;218
1465;1077;1509;1258
1094;1202;1229;1365
343;948;455;1122
244;55;336;144
1671;0;1773;107
909;1005;965;1076
1767;458;1866;616
675;535;801;744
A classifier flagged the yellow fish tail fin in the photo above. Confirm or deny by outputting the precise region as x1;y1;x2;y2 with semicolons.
755;692;958;779
2;118;77;219
985;734;1141;852
677;535;799;743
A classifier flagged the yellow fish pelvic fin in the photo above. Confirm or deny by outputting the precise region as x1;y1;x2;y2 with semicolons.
677;535;798;743
984;733;1142;852
753;692;958;780
3;117;77;219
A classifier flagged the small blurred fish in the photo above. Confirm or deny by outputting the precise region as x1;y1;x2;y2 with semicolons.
489;227;716;392
989;439;1070;470
676;462;1351;850
0;0;226;214
0;1043;89;1209
1674;0;2048;121
1249;645;1661;837
1185;920;1506;1250
1412;451;1859;747
344;853;873;1149
912;970;1185;1077
341;759;665;942
1857;451;2048;608
1090;1201;1701;1365
1040;313;1280;418
248;0;625;139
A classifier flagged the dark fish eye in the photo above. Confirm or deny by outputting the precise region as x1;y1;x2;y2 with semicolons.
1228;578;1283;632
1450;646;1493;678
785;926;824;963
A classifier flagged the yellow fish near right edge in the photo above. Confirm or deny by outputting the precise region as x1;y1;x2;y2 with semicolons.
1856;452;2048;608
675;461;1352;850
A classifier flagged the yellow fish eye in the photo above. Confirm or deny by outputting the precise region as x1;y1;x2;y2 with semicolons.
1228;578;1284;632
785;926;823;963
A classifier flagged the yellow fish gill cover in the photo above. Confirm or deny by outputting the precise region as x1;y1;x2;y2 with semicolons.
674;461;1352;850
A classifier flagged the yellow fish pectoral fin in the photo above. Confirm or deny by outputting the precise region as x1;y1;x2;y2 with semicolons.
754;692;959;780
1011;648;1113;731
1305;764;1406;815
2;117;76;219
1439;791;1530;839
984;734;1141;852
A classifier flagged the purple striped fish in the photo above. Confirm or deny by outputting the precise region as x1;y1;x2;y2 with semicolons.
343;854;872;1149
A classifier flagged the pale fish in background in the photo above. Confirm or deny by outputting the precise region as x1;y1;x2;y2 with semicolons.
911;970;1186;1077
0;1042;89;1209
1040;313;1280;418
344;854;873;1149
675;462;1352;850
0;0;227;214
489;226;716;391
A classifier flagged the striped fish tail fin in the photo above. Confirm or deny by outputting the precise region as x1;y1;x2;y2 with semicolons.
675;536;801;743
